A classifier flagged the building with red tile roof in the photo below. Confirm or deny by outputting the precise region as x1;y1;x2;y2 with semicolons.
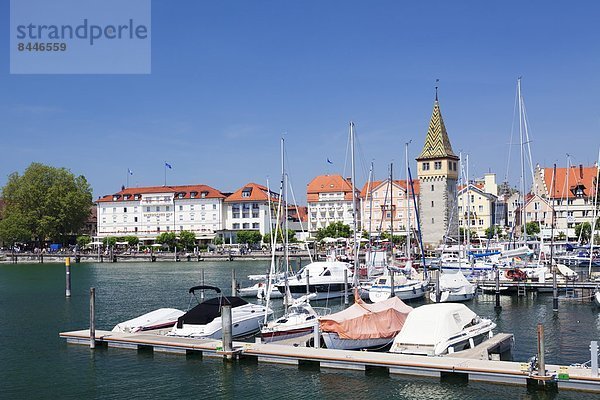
96;184;226;241
223;182;280;238
306;174;360;234
359;179;419;237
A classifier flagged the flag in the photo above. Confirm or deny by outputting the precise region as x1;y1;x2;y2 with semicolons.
128;168;134;176
165;162;172;169
327;158;333;164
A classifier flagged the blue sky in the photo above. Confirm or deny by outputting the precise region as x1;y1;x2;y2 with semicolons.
1;1;599;203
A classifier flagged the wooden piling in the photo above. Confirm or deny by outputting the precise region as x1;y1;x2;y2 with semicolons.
390;270;395;297
344;269;349;305
222;304;233;355
231;270;237;296
90;287;96;349
537;323;545;376
495;267;501;311
306;273;310;295
65;257;71;298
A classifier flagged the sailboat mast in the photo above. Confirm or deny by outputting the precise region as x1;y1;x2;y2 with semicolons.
405;142;411;258
466;154;471;256
518;77;528;244
350;122;359;286
390;163;394;257
589;148;600;276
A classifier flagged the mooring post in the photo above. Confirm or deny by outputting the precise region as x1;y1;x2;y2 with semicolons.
200;268;205;301
174;246;177;262
39;253;43;264
537;323;546;376
591;341;599;377
435;268;441;303
65;257;71;298
313;319;320;349
552;261;558;312
495;266;502;311
306;272;310;296
344;269;349;305
222;304;233;355
231;269;237;296
390;269;395;297
90;287;96;349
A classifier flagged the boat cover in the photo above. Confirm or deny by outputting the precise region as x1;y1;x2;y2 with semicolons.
319;296;412;340
439;270;472;290
393;303;476;347
176;296;248;328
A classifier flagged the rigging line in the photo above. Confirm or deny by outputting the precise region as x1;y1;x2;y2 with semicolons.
520;100;537;192
505;81;520;183
287;174;314;264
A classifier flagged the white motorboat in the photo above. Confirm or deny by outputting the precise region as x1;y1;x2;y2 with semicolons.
390;303;497;356
430;270;475;303
594;289;600;307
320;294;412;351
168;285;273;339
276;261;353;300
368;268;428;302
260;294;329;343
112;308;185;333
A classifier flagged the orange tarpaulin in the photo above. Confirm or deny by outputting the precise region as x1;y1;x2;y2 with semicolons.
319;296;413;340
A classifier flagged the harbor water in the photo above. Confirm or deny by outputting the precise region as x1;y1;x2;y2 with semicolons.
1;260;599;399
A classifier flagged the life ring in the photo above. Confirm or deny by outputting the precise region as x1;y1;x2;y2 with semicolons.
505;268;526;281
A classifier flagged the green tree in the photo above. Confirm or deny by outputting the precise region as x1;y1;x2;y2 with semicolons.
557;231;566;240
76;235;91;248
236;230;263;245
315;222;352;241
156;232;177;249
178;230;196;250
525;221;540;237
0;213;32;246
124;235;139;247
380;231;406;246
0;163;92;245
459;227;476;242
102;236;117;248
213;237;223;246
575;222;592;243
484;225;503;238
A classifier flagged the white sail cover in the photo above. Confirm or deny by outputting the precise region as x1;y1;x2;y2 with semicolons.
439;270;472;290
392;303;477;347
319;296;412;340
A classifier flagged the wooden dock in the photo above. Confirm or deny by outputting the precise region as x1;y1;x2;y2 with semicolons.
60;329;600;393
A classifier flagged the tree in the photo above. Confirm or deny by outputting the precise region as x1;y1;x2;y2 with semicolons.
0;213;32;246
76;235;91;248
380;231;406;246
484;225;503;239
557;231;566;240
315;222;352;241
459;227;476;242
236;230;263;245
156;232;177;249
178;231;196;250
124;235;139;247
525;221;540;237
213;237;223;246
102;236;117;248
0;163;92;245
575;222;592;243
263;229;296;244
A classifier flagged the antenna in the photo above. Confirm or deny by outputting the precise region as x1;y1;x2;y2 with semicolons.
435;78;440;101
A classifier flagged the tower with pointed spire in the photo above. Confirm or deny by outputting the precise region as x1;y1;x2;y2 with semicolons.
416;91;459;248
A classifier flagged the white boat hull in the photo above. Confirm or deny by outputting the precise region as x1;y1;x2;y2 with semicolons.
368;281;427;302
429;290;475;303
112;308;185;333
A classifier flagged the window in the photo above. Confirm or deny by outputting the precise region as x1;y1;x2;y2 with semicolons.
134;227;138;232
453;162;457;171
190;192;197;199
458;206;462;212
180;225;184;231
134;195;139;200
434;161;442;170
179;205;183;211
478;205;483;212
479;219;484;226
422;162;430;171
233;212;240;218
470;195;474;203
201;204;205;210
123;207;127;213
242;188;251;198
243;223;250;229
157;227;161;232
431;201;434;207
134;217;138;222
179;214;183;221
123;216;128;222
252;211;259;218
113;207;116;213
233;223;240;229
252;223;259;229
431;184;434;192
213;204;217;210
166;226;170;231
178;193;184;199
431;218;435;224
190;205;195;211
166;206;170;212
155;206;160;212
146;207;151;212
190;214;195;221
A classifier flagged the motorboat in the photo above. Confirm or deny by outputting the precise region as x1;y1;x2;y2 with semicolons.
320;294;412;351
367;267;428;302
168;285;273;339
275;261;353;300
260;294;330;343
112;308;185;333
430;270;475;303
594;289;600;307
390;303;497;356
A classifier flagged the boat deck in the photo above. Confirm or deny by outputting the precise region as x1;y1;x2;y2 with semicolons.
60;329;600;393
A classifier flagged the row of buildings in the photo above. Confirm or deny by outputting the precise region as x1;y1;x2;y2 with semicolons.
96;97;599;248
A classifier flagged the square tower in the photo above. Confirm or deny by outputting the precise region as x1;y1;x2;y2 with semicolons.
416;97;459;249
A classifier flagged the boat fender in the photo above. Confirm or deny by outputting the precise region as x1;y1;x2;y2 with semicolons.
412;287;416;294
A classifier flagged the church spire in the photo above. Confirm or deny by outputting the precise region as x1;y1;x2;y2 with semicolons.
417;94;458;161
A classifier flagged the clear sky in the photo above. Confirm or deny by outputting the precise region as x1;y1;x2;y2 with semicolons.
1;1;599;203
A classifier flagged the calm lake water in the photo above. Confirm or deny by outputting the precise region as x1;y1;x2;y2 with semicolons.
1;260;599;400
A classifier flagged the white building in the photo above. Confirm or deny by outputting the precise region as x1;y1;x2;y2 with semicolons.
306;174;360;235
222;182;280;241
96;184;226;241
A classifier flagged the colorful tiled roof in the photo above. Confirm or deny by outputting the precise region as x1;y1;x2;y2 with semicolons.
225;182;280;203
97;184;226;203
417;100;459;161
306;175;357;202
541;165;599;199
359;179;420;198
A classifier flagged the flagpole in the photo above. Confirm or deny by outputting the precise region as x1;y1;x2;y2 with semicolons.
164;162;167;186
126;169;129;188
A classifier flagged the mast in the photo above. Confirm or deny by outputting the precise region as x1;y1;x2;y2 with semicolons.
518;77;528;244
405;141;411;259
466;154;471;257
389;163;394;257
566;155;570;242
350;122;359;287
589;149;600;276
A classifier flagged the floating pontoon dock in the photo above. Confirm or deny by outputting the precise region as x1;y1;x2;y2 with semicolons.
60;329;600;393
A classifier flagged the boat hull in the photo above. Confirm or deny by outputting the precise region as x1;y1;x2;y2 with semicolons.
321;332;394;351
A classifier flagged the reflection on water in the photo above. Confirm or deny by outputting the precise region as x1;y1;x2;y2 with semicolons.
0;261;599;399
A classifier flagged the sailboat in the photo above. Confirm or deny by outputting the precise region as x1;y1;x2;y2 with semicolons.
429;269;475;303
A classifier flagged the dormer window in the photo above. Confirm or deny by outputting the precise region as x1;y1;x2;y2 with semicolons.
113;195;120;201
134;194;140;200
190;191;197;198
201;191;208;198
242;188;252;198
178;192;185;199
123;195;129;200
571;184;586;198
